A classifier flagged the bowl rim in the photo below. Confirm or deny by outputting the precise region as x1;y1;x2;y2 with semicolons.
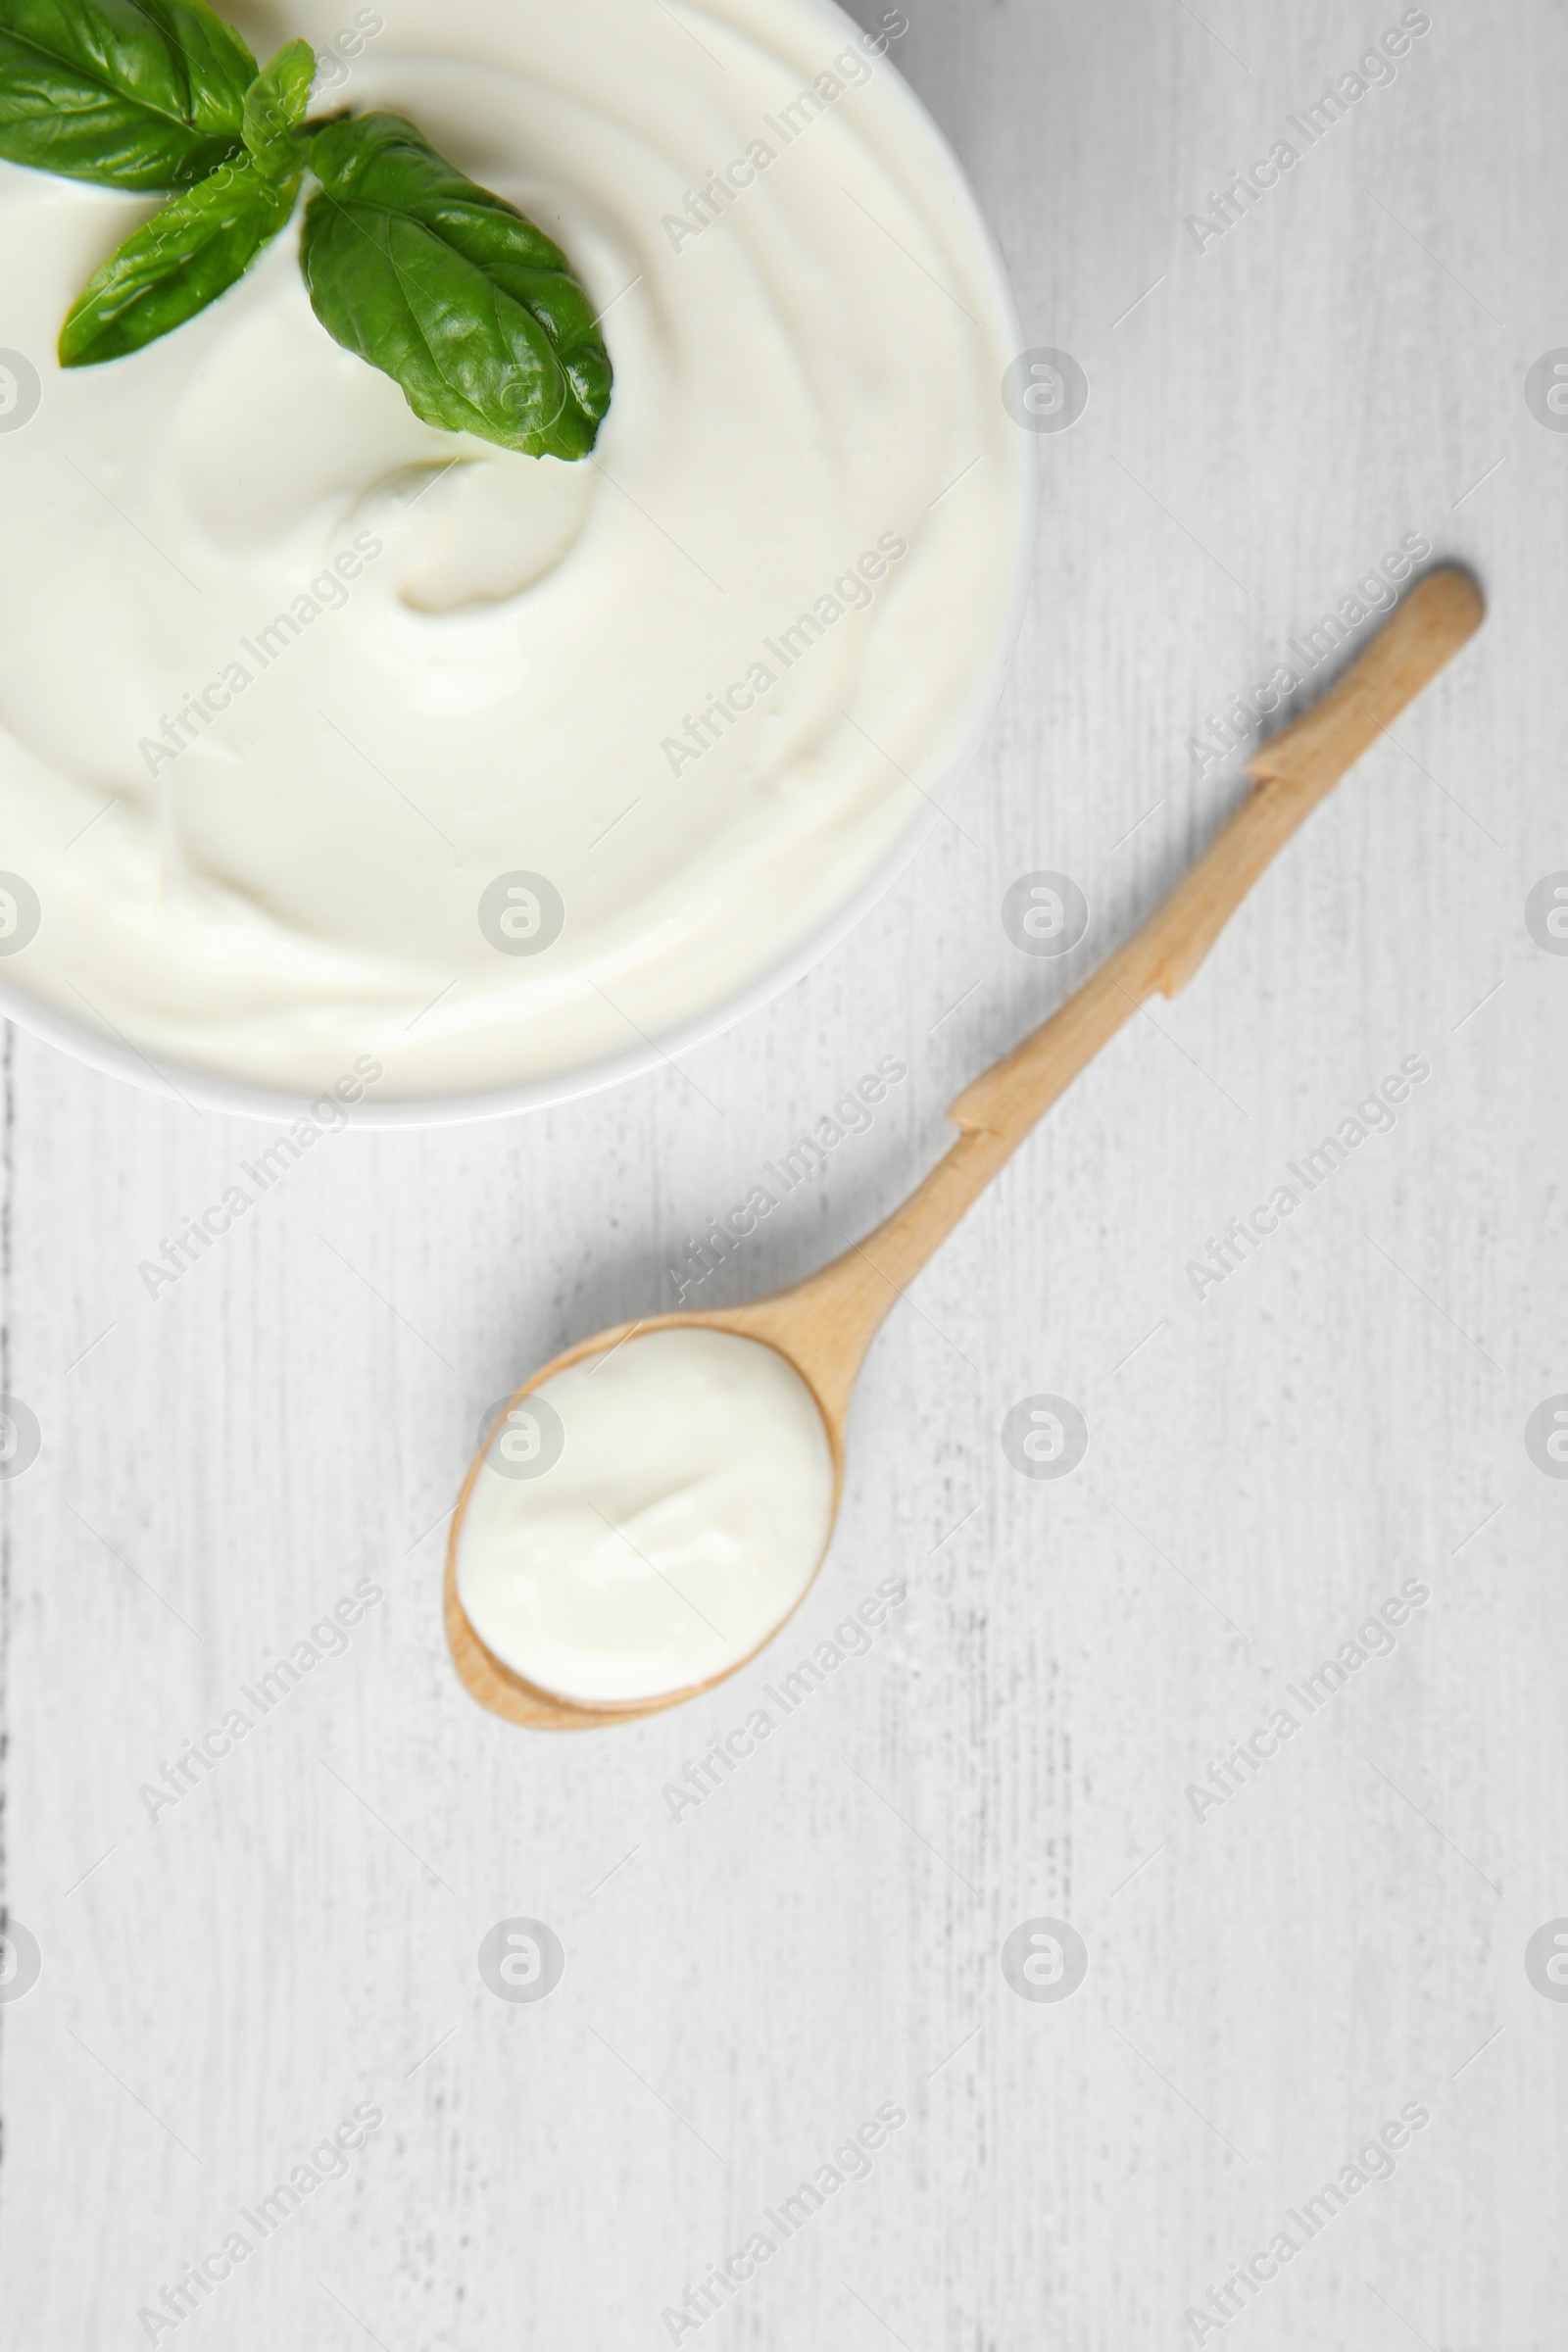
0;1;1038;1131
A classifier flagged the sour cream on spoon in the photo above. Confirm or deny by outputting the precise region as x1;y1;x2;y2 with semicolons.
457;1329;836;1707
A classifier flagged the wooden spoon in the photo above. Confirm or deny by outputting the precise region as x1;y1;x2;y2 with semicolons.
446;566;1485;1731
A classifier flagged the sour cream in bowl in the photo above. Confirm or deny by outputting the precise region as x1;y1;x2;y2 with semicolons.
0;0;1034;1122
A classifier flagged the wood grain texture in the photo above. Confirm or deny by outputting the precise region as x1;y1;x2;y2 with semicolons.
4;2;1567;2349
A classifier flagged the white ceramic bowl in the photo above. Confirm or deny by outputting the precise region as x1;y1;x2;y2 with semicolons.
0;5;1035;1129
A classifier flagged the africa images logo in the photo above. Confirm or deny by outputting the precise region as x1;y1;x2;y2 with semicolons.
1001;1918;1089;2002
476;1918;565;2003
1001;1396;1089;1480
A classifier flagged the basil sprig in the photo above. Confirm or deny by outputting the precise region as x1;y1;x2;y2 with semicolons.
240;33;313;177
0;0;255;190
60;149;300;364
304;114;612;462
0;0;612;457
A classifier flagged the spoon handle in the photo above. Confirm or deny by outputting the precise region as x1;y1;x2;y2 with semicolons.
949;564;1484;1143
753;566;1484;1418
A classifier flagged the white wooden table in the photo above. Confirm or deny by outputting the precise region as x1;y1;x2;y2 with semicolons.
5;1;1565;2345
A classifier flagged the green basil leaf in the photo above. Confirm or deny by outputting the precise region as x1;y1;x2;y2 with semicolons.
241;34;314;178
59;149;298;364
0;0;256;189
302;112;612;461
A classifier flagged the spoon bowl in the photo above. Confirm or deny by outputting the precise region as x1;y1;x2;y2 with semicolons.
445;1300;852;1731
445;568;1486;1730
